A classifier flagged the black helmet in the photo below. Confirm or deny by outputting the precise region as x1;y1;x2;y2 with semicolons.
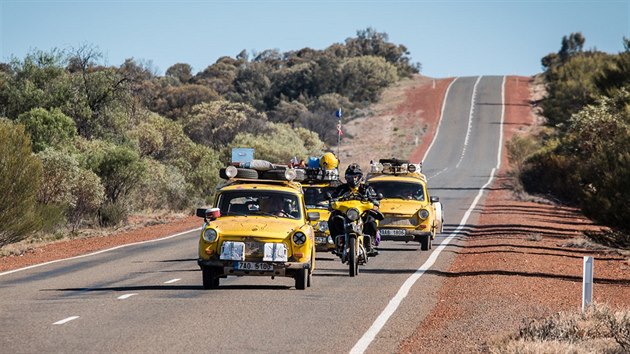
345;163;363;188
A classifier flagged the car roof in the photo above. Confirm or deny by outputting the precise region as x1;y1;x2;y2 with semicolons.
218;179;303;194
366;174;427;184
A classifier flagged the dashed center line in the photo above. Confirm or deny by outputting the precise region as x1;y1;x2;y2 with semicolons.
164;278;181;284
53;316;79;325
117;293;138;300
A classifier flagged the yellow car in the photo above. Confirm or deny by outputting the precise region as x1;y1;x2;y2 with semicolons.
196;166;319;290
302;181;339;252
366;159;444;251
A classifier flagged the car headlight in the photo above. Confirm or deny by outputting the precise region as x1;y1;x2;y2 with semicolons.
203;228;218;242
347;208;360;221
317;221;329;232
292;232;307;245
418;209;430;220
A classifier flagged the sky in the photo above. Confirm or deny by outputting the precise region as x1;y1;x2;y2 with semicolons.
1;0;628;78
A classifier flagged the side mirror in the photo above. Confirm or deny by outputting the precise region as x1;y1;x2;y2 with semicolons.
196;208;208;218
430;196;440;203
307;211;320;222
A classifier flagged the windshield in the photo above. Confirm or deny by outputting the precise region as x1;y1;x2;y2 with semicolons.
303;186;337;209
369;181;425;201
216;190;302;219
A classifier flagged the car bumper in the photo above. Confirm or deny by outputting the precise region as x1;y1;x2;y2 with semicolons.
314;234;335;252
197;258;310;277
378;228;431;242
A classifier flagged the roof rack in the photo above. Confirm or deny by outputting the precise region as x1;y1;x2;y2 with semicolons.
370;158;422;175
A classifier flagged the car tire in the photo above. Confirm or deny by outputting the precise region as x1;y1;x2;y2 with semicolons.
295;268;307;290
420;234;430;251
202;266;220;289
219;167;259;179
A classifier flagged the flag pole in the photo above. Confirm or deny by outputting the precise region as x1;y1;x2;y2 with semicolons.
336;108;342;158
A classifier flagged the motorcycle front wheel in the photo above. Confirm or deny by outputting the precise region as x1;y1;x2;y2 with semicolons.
349;236;359;277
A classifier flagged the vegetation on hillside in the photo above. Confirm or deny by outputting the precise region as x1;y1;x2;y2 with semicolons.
0;28;420;247
512;33;630;239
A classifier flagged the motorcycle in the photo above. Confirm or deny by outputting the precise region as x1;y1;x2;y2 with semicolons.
328;191;383;277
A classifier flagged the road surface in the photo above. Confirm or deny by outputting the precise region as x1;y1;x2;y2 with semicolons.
0;76;505;353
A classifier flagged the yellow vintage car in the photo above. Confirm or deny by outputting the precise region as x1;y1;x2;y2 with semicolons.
196;166;319;290
366;159;444;251
302;181;339;252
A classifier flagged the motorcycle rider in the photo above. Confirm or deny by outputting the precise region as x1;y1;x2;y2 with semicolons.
328;163;382;256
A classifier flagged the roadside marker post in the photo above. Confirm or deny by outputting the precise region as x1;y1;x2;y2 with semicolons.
582;256;594;312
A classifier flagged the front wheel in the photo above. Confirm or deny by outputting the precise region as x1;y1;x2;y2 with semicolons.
295;268;307;290
202;266;220;289
349;237;358;277
420;234;430;251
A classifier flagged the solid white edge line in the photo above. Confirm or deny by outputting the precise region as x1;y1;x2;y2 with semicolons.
117;293;138;300
53;316;80;325
421;77;459;164
350;75;506;354
0;227;201;277
164;278;181;284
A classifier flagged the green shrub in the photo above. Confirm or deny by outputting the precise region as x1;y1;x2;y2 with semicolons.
17;107;76;153
98;201;128;227
0;120;43;247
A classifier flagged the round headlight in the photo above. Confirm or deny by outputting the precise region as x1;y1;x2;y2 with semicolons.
292;232;307;245
408;164;416;172
418;209;430;220
317;221;329;232
347;208;360;221
284;168;297;181
225;166;238;178
203;228;218;242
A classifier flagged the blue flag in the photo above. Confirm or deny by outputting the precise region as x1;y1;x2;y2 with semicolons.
335;108;342;119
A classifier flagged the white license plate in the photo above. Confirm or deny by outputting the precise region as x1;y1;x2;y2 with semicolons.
315;237;327;244
234;261;274;272
380;229;407;236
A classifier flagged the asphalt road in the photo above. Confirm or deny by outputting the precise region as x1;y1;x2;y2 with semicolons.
0;76;505;354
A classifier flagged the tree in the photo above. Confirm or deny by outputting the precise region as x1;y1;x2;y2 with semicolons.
340;56;398;102
67;168;104;230
165;63;193;84
151;84;219;119
0;119;43;247
17;107;76;153
182;100;267;150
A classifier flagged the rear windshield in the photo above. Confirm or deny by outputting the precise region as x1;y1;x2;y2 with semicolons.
303;186;337;209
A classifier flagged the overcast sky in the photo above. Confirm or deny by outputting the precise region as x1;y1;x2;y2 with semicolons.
1;0;628;78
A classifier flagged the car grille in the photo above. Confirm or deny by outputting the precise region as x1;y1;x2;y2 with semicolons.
380;217;418;227
244;241;265;258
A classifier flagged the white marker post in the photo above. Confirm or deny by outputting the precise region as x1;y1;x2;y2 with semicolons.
582;256;594;312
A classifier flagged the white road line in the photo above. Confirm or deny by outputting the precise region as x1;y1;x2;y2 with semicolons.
53;316;79;325
117;293;138;300
456;76;482;169
0;228;201;277
164;278;181;284
351;76;506;354
421;77;458;164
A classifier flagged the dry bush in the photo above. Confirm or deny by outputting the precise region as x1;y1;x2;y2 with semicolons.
491;304;630;353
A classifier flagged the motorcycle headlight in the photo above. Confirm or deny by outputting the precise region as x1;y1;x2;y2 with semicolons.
317;221;329;232
202;228;218;242
347;208;360;221
292;232;307;245
418;209;430;220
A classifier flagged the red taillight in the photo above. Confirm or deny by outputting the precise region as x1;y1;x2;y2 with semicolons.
294;252;304;258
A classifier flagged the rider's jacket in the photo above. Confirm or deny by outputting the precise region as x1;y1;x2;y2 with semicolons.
331;183;380;207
